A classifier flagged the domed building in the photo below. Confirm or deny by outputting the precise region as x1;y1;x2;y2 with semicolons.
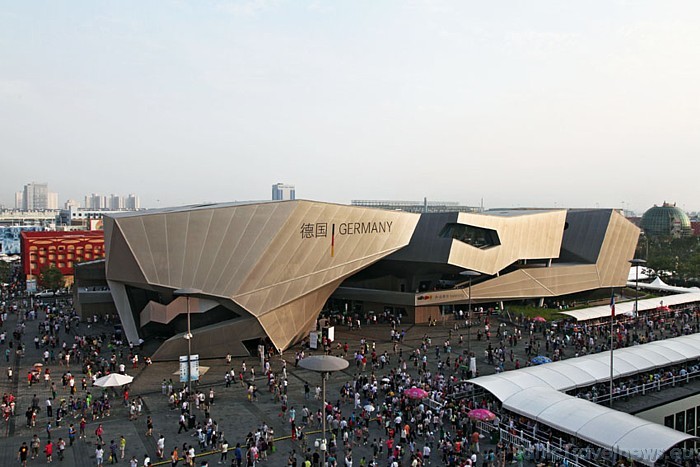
641;202;692;238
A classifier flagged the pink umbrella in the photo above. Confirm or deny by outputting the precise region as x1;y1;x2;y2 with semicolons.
403;387;429;400
533;316;546;323
468;409;496;421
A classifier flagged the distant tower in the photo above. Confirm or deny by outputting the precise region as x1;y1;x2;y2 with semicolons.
272;183;296;201
21;182;55;210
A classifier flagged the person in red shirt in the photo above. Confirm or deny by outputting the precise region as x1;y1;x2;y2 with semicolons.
386;437;394;456
44;440;53;463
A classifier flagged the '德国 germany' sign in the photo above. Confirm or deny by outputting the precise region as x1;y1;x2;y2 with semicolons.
300;221;393;257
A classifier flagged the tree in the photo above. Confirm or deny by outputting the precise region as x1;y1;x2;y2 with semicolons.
0;261;11;284
38;264;65;291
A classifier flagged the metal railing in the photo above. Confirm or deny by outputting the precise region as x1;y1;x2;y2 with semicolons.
578;369;698;405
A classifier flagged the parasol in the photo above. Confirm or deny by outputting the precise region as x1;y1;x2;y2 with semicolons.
531;355;552;365
93;373;134;387
403;387;429;400
533;316;546;323
467;409;496;421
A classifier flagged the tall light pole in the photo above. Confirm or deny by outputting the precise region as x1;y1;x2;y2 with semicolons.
629;259;646;319
174;288;202;395
460;270;480;377
609;286;618;408
299;355;349;466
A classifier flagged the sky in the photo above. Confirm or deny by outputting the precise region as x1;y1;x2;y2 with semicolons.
1;0;699;213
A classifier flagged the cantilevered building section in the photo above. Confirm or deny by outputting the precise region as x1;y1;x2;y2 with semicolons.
103;202;639;359
104;201;419;359
334;208;640;322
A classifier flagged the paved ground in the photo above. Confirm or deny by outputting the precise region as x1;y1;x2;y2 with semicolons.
0;303;517;466
0;302;687;466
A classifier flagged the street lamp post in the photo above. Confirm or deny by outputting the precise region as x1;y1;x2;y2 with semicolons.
460;270;480;377
174;288;203;395
298;355;349;466
629;259;646;319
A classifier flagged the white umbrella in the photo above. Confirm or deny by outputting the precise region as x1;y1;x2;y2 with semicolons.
364;404;375;413
93;373;134;388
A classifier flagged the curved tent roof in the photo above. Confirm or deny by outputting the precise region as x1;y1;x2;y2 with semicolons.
499;386;696;465
560;292;700;322
473;333;700;400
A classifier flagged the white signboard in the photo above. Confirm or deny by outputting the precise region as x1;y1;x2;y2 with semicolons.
326;326;335;343
26;279;37;293
309;331;319;349
179;354;200;382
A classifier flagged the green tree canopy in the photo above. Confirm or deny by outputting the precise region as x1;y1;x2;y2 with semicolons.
38;264;65;291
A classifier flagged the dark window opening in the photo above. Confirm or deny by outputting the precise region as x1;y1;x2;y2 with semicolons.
439;223;500;249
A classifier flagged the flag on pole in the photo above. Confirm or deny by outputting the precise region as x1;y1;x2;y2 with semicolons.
610;294;616;318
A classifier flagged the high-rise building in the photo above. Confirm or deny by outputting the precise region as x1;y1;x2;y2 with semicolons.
125;194;140;210
47;192;58;210
20;182;57;211
15;192;23;210
85;193;107;210
272;183;295;201
64;199;80;210
109;194;125;210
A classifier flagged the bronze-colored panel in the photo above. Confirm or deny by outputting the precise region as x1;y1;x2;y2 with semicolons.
448;210;567;275
103;221;147;285
165;211;190;288
596;210;640;286
141;214;169;285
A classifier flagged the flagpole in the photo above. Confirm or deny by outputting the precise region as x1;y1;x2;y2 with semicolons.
610;288;615;408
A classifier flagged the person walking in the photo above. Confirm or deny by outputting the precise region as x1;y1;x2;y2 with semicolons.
120;435;127;459
56;438;65;461
95;424;104;444
45;439;55;463
156;435;165;459
18;441;29;467
220;439;228;463
95;444;105;467
68;424;76;446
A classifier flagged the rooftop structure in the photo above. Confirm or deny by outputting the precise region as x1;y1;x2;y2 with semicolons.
351;198;480;213
102;200;639;359
641;202;692;238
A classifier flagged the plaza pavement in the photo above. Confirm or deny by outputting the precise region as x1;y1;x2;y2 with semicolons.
0;306;559;466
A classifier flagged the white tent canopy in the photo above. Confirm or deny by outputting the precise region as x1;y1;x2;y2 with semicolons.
498;387;696;465
628;277;700;294
560;292;700;322
471;333;700;400
93;373;134;387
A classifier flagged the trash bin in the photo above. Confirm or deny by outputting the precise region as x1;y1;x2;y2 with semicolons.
188;414;196;429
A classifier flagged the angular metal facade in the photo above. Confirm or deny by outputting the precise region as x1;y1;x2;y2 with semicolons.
104;202;639;359
104;201;420;359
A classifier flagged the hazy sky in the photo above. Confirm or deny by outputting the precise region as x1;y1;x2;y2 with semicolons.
1;1;699;213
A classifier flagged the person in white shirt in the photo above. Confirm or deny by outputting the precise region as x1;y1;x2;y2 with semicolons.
220;440;229;463
95;445;104;467
422;445;431;464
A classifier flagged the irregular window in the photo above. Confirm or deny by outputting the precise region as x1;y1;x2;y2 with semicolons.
439;223;500;248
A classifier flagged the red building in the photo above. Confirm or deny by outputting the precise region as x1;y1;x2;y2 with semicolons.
21;230;105;281
692;221;700;237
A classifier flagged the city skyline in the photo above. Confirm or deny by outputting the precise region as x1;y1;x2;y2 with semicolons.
1;2;699;212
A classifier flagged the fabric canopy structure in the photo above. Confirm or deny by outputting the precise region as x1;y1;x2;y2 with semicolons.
559;292;700;322
472;333;700;401
628;278;700;295
93;373;134;387
500;387;694;465
471;334;700;465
